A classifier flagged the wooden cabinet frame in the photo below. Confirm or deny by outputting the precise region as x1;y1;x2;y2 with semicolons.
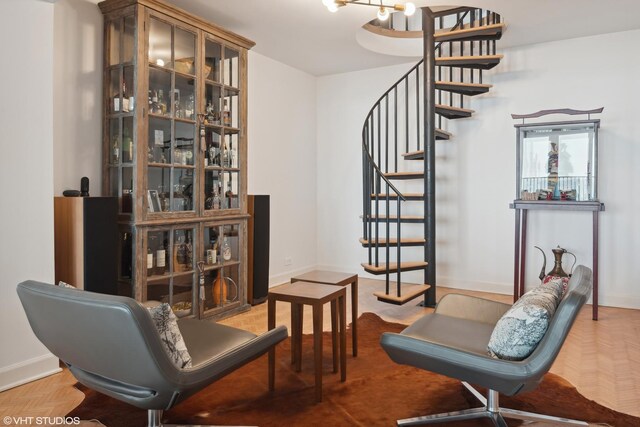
99;0;253;319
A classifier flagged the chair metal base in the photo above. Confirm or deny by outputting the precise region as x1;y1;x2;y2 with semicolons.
397;382;588;427
148;409;255;427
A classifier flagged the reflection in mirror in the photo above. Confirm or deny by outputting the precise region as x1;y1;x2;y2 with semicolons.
174;28;196;75
521;125;595;201
148;18;171;68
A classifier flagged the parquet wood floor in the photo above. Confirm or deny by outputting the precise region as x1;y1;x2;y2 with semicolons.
1;277;638;424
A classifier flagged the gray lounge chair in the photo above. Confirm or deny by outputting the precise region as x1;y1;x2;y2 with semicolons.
17;280;288;427
380;265;592;426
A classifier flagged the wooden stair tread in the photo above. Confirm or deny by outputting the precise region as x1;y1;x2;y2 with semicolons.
374;284;431;305
436;55;503;70
383;171;424;180
434;23;505;42
436;81;492;96
359;237;425;246
361;261;427;274
370;193;423;200
402;150;424;160
436;104;475;113
435;128;453;140
436;81;493;89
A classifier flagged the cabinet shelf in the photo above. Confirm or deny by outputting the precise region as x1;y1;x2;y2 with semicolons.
202;259;240;271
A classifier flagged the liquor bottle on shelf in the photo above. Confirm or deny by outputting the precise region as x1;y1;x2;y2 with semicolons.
151;90;160;114
206;232;218;264
225;179;234;209
112;135;120;164
155;241;166;276
174;89;182;119
186;94;195;120
221;140;230;168
222;99;231;126
146;245;154;276
122;81;130;113
123;127;133;163
185;234;193;269
209;143;220;167
206;102;214;124
113;87;120;113
158;89;167;115
174;235;186;272
205;189;215;210
221;236;232;261
214;184;221;210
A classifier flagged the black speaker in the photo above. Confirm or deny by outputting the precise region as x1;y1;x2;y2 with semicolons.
248;195;270;305
54;197;118;295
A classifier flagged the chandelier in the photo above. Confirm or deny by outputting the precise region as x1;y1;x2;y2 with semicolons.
322;0;417;21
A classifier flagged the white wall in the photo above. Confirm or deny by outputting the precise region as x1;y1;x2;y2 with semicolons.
317;29;640;309
0;0;61;391
50;0;319;285
53;0;103;196
247;51;318;285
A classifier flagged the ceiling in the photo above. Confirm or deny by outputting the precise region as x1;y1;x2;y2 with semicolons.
167;0;640;76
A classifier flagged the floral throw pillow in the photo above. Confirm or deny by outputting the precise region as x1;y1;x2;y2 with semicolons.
487;283;562;361
57;281;76;289
146;303;192;369
543;275;570;296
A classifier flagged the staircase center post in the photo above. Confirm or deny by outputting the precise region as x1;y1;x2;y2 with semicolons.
422;7;437;307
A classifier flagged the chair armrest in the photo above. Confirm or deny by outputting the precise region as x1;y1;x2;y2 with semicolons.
435;294;511;325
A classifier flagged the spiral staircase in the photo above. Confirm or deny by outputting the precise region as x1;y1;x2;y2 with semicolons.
361;7;505;306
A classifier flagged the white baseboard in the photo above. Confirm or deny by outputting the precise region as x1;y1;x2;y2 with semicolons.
0;353;61;392
268;265;318;287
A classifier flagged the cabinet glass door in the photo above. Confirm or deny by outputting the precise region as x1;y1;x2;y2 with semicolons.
201;36;242;214
106;14;136;215
201;223;241;315
145;226;196;317
147;16;197;215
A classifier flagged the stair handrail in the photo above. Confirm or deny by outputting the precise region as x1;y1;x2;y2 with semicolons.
361;9;472;199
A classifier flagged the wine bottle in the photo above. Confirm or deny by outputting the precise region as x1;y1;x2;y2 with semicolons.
155;242;166;275
213;185;221;210
112;135;120;164
151;90;159;114
146;246;154;276
221;236;232;261
113;88;120;113
122;81;130;113
222;99;231;126
225;179;233;208
123;127;133;163
221;140;230;168
174;235;186;272
158;89;167;115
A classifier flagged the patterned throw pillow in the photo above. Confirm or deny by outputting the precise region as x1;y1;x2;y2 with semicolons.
57;281;76;289
543;275;570;296
487;284;562;361
146;303;193;369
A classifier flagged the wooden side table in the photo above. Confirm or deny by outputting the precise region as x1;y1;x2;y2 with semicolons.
291;270;358;356
268;282;346;402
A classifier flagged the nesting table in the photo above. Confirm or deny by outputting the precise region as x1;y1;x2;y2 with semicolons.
290;270;358;356
268;282;346;402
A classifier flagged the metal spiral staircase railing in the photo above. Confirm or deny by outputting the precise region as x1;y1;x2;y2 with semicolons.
361;6;504;305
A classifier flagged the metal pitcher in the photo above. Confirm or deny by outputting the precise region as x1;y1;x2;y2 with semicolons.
534;245;577;281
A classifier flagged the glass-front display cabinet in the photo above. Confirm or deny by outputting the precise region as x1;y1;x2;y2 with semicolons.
515;119;600;204
100;0;253;319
